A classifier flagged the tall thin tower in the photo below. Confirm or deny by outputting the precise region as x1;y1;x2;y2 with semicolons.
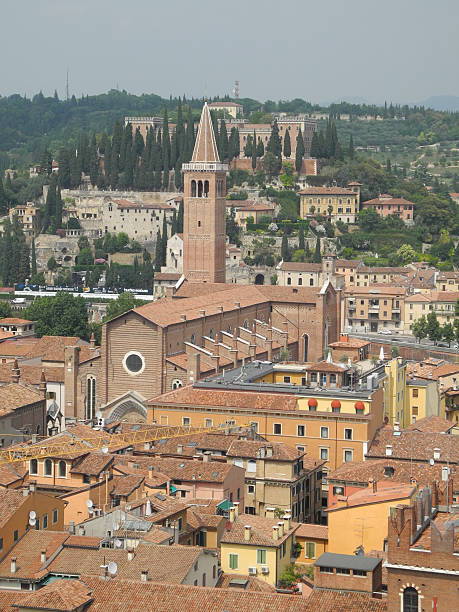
233;80;240;99
182;102;228;284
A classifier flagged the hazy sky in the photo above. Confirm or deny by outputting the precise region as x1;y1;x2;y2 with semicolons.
2;0;458;104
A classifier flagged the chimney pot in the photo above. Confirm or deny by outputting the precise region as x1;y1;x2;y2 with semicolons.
144;441;151;451
233;502;239;518
10;557;17;574
265;507;275;519
385;445;392;457
78;526;85;536
127;548;135;561
29;482;36;493
141;570;148;582
177;444;184;454
277;521;284;537
283;514;291;531
229;507;235;523
40;550;46;564
203;451;211;462
244;525;251;541
22;487;29;497
272;526;279;540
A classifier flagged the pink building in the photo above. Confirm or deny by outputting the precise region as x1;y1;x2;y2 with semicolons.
361;193;414;225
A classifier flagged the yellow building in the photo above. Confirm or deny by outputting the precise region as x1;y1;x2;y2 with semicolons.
299;183;361;224
405;290;459;331
295;523;328;565
220;507;299;586
383;357;407;425
326;480;416;555
0;484;65;556
405;378;439;426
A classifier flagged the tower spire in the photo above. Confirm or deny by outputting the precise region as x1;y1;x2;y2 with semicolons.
191;102;220;163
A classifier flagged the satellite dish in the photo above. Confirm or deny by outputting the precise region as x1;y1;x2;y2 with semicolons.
29;510;36;520
86;499;94;509
96;411;102;419
29;517;36;527
429;458;435;465
101;446;109;454
108;561;118;575
114;539;122;548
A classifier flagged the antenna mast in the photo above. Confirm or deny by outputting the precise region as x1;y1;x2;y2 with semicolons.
233;80;240;99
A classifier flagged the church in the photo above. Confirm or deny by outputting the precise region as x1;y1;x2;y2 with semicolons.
95;103;341;422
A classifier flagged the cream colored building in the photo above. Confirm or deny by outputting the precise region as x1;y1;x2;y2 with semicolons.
208;101;243;118
405;290;459;331
9;204;41;240
299;183;361;224
343;286;406;333
276;255;345;289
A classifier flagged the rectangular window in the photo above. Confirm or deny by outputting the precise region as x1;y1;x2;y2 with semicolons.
305;542;316;559
229;554;238;570
248;485;255;494
257;549;267;564
412;389;418;398
35;517;40;530
320;566;334;573
283;376;291;383
297;425;305;437
250;421;259;433
353;569;367;576
344;450;353;462
336;567;351;575
310;373;317;383
273;423;282;435
205;418;213;428
14;530;18;542
0;538;2;552
320;427;329;439
344;428;353;440
43;514;48;529
52;509;58;524
297;446;305;453
182;417;190;426
320;448;329;461
412;406;418;416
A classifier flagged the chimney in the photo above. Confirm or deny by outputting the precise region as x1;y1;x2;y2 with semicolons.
433;448;440;460
180;314;187;322
385;445;392;457
277;521;284;537
22;487;29;497
10;558;17;574
29;482;36;494
283;514;291;531
39;369;46;398
127;548;135;561
177;444;184;454
203;451;211;463
78;525;85;536
265;507;275;519
90;332;96;348
40;550;46;564
233;502;240;518
99;565;108;580
68;521;75;535
141;570;148;582
266;445;273;458
31;434;38;444
229;506;235;523
394;422;400;432
11;359;20;383
272;526;279;541
244;525;251;541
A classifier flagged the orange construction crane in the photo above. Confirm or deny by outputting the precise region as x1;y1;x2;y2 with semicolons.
0;422;249;464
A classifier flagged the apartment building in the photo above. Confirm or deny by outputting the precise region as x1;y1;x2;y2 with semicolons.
361;193;415;224
343;286;406;333
405;290;459;330
299;183;361;224
8;204;41;240
276;254;345;289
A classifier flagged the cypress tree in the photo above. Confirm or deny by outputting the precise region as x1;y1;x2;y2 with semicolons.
40;149;52;176
281;232;289;261
89;134;99;186
57;147;71;189
176;98;185;157
185;106;194;160
251;130;257;171
161;214;168;265
170;131;178;168
283;128;291;158
349;134;354;159
1;219;12;285
298;225;305;251
313;238;322;263
256;137;264;158
154;230;162;272
171;210;178;235
295;128;305;172
318;130;326;158
219;119;228;161
103;138;112;184
43;178;56;231
31;238;37;276
54;186;63;231
134;127;144;157
177;200;184;232
162;109;171;169
267;120;282;172
0;180;7;215
244;134;253;158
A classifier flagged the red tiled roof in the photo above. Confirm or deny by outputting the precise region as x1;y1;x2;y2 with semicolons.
295;523;328;540
327;480;415;511
0;383;43;414
305;590;387;611
0;317;33;325
227;440;305;462
221;513;299;547
0;530;69;579
15;578;93;610
299;186;356;195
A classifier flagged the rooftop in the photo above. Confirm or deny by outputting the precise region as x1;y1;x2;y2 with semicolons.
12;579;93;611
327;480;415;511
226;440;304;462
315;551;381;571
367;425;459;462
295;523;328;540
0;382;43;414
220;513;299;547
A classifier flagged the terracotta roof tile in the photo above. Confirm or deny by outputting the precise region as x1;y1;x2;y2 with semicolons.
0;363;64;384
277;262;322;272
0;317;33;325
227;440;304;461
295;523;328;539
70;453;113;476
23;335;89;362
366;426;459;461
406;415;455;433
305;590;387;611
327;480;415;511
0;382;43;414
0;338;38;357
0;488;29;527
300;186;356;195
216;572;277;592
221;513;299;547
0;530;69;579
110;474;144;497
0;461;27;486
63;535;103;549
16;578;93;610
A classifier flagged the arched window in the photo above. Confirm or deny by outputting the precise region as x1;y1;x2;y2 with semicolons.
190;333;196;345
209;328;214;340
198;181;203;198
172;379;183;390
287;277;292;285
298;277;303;286
212;565;216;579
58;460;67;478
44;459;52;476
191;180;197;197
204;180;209;197
403;587;418;612
86;377;96;420
243;319;249;329
30;459;38;475
303;334;309;362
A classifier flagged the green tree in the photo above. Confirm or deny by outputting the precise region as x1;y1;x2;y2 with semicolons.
262;151;280;180
244;134;253;158
266;120;282;173
312;238;322;263
280;162;295;189
154;229;162;272
281;232;289;261
426;311;441;345
103;292;144;323
349;134;354;159
47;256;57;271
442;322;455;347
177;200;184;233
219;119;228;161
411;315;427;343
397;244;417;264
310;131;321;158
283;128;291;158
298;225;305;251
23;293;90;339
0;302;12;318
295;128;305;172
256;137;264;158
78;248;93;266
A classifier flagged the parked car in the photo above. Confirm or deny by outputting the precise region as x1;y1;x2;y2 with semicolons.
378;329;392;335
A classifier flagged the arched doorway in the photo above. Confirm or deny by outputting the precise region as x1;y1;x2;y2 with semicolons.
254;273;265;285
108;400;147;423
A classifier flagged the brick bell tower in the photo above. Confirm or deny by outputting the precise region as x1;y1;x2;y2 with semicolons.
182;102;228;283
